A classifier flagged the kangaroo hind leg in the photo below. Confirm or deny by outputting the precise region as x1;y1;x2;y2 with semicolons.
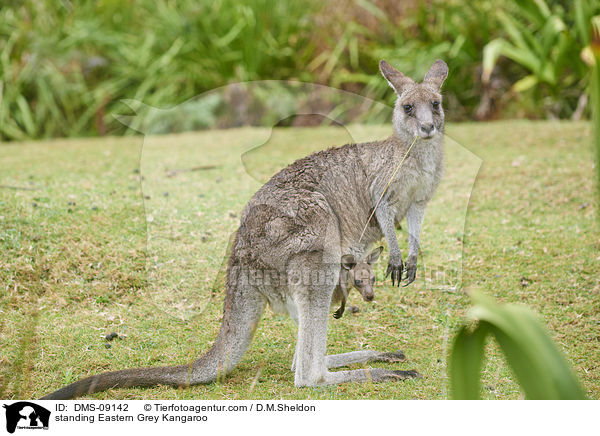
192;276;267;384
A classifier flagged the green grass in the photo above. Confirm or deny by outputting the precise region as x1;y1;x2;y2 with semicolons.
0;121;597;400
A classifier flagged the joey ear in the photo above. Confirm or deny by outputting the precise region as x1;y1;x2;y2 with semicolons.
379;60;413;96
341;254;356;270
423;59;448;90
366;246;384;264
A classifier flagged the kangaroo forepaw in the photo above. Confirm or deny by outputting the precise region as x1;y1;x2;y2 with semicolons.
402;261;417;287
386;260;404;287
333;309;343;319
377;350;406;363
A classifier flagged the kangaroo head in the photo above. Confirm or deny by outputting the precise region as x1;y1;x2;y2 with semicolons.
341;246;383;302
379;59;448;140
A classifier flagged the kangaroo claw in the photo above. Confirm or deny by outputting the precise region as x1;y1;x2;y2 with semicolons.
386;261;404;287
402;262;417;287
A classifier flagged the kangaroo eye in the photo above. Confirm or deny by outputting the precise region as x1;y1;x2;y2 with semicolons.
371;277;375;283
432;101;440;108
403;104;413;114
354;279;361;286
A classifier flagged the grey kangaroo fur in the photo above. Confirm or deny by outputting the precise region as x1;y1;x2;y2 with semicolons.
333;246;382;319
41;59;447;399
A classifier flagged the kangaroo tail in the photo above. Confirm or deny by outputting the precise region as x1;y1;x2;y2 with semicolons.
40;365;193;400
41;255;266;399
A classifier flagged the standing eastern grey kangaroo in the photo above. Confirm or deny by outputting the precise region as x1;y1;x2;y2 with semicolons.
41;59;447;399
333;246;382;319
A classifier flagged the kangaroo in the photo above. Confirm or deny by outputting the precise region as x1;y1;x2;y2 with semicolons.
333;246;382;319
41;59;447;399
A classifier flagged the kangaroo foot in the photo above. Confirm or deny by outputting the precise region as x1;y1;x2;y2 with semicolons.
376;350;407;363
367;368;422;382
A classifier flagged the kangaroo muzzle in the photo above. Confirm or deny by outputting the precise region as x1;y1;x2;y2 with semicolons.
418;122;436;139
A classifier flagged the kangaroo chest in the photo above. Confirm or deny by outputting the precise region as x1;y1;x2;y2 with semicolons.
387;153;440;215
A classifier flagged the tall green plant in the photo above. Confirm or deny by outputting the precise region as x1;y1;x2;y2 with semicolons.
587;17;600;203
2;0;598;140
0;0;319;140
482;0;600;118
329;0;501;120
450;291;586;400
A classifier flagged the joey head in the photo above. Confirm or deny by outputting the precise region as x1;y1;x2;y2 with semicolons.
333;246;383;319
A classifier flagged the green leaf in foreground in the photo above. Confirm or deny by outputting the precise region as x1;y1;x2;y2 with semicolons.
450;292;586;400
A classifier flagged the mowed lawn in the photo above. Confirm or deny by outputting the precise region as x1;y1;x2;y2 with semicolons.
0;121;598;400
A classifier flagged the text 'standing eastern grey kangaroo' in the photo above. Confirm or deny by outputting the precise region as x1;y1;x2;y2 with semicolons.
42;59;448;399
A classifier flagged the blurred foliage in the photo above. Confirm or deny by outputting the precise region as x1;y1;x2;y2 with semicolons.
352;0;504;120
0;0;319;140
588;16;600;203
1;0;600;140
482;0;599;119
450;291;586;400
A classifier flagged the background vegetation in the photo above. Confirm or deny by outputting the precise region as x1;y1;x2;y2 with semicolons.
1;0;599;140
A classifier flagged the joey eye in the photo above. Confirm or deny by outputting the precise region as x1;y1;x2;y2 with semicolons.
432;101;440;109
403;104;413;114
371;277;375;284
354;279;361;286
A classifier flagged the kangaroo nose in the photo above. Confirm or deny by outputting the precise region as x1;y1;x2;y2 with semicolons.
420;123;434;134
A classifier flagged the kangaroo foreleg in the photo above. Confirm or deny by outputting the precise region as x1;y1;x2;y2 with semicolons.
404;201;426;286
375;200;403;286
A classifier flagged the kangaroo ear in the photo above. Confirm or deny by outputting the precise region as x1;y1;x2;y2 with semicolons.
379;60;413;96
341;254;356;270
366;246;384;264
424;59;448;90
